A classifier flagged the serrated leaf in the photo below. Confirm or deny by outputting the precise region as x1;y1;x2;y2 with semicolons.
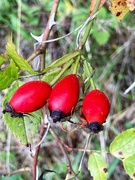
110;128;135;159
2;81;27;144
24;110;42;143
123;154;135;179
6;39;35;74
4;114;28;145
42;51;80;73
88;153;108;180
2;81;42;144
0;60;19;90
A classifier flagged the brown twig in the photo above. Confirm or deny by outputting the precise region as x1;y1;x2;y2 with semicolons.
27;0;60;70
40;0;60;51
27;50;41;63
47;135;96;153
40;0;60;70
2;167;31;177
30;1;60;179
31;125;46;180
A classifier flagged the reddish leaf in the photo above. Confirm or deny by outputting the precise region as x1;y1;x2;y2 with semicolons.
90;0;107;15
126;0;135;11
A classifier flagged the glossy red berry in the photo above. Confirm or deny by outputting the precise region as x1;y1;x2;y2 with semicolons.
82;89;110;133
48;74;80;123
3;81;52;117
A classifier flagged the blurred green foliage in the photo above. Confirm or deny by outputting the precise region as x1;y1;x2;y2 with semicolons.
2;174;23;180
0;0;135;180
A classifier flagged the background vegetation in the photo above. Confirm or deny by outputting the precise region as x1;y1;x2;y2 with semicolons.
0;0;135;179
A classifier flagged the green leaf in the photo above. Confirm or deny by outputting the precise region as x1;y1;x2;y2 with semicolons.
109;128;135;159
2;81;27;144
2;81;42;144
59;61;78;78
93;29;110;46
110;16;118;29
4;115;28;144
0;59;19;90
0;55;6;66
42;51;80;73
42;68;61;83
6;39;35;74
123;154;135;180
82;59;95;91
2;173;23;180
88;153;108;180
98;7;108;19
23;109;42;143
43;59;79;86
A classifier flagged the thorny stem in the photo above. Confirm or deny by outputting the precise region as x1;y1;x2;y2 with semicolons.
40;0;60;51
31;124;46;180
31;1;101;179
31;1;60;179
39;0;60;71
27;0;60;67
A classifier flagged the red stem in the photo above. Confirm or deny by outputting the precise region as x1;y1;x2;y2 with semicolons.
40;0;60;51
31;126;46;180
40;0;60;70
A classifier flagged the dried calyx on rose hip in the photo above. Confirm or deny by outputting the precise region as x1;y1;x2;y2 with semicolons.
3;80;52;118
82;89;110;133
48;74;80;123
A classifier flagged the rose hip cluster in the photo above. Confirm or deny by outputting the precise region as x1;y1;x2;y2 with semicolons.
3;74;110;133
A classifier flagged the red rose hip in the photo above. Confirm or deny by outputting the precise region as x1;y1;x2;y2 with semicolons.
48;74;80;123
82;89;110;133
3;80;52;117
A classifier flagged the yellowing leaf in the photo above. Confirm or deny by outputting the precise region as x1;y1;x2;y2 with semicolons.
110;128;135;159
123;154;135;180
109;0;129;20
64;0;76;14
126;0;135;11
88;153;108;180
